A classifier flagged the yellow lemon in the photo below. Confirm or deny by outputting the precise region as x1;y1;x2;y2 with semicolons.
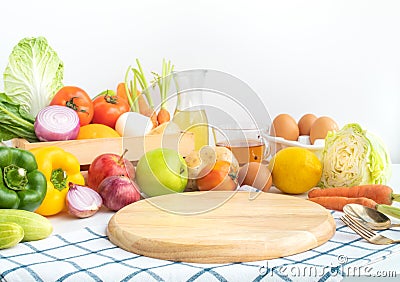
268;147;322;194
77;124;120;139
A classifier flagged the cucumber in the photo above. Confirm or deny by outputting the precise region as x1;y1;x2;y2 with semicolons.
0;222;24;249
0;209;53;241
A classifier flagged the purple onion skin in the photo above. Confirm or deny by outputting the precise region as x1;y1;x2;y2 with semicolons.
34;105;80;141
67;201;99;218
98;175;141;211
66;182;103;218
35;123;80;141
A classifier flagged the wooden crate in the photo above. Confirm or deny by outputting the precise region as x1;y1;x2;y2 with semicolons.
12;132;195;166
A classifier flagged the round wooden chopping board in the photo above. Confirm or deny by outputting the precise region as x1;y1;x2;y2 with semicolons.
107;191;335;263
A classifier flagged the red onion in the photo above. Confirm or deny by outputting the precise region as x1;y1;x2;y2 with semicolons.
66;182;103;218
34;105;80;141
98;175;141;211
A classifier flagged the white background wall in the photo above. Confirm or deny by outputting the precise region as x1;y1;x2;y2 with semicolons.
1;0;399;163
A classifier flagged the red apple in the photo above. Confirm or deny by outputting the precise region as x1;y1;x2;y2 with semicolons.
87;150;135;191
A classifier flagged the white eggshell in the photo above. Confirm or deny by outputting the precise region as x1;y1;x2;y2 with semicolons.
115;112;153;137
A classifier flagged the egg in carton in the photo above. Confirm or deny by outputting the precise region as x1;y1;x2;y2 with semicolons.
266;113;339;160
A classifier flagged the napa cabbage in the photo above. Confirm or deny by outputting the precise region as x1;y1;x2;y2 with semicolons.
3;37;64;116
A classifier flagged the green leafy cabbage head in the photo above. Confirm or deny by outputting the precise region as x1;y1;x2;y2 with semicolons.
319;123;391;188
3;37;64;117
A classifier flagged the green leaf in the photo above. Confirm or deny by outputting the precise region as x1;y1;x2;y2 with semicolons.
0;93;38;142
0;126;18;142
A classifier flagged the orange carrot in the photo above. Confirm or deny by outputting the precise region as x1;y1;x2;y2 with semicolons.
309;196;378;211
116;82;130;103
308;185;400;205
152;59;173;126
119;80;153;116
135;91;153;117
157;108;170;125
150;111;158;129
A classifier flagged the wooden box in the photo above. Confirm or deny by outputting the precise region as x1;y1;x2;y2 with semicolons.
12;132;195;166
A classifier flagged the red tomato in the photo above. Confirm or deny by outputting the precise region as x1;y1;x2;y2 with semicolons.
50;86;94;126
92;92;130;128
196;160;237;191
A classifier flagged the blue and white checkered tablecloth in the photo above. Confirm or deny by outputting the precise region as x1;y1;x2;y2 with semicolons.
1;210;399;282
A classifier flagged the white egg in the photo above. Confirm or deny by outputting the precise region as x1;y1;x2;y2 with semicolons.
115;112;153;137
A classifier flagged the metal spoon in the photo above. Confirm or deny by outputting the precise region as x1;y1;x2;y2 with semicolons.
343;204;400;230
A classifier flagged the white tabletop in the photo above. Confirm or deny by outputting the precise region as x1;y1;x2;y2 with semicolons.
48;164;400;277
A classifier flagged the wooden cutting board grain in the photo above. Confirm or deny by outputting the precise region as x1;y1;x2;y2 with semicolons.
107;191;335;263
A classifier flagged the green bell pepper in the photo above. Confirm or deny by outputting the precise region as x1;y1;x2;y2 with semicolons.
0;146;47;211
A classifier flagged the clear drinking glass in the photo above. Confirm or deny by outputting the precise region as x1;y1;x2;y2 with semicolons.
214;126;270;166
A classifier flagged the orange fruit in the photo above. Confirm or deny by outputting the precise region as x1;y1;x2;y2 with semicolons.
77;124;120;139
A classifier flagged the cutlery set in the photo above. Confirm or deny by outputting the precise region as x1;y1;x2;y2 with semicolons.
341;204;400;245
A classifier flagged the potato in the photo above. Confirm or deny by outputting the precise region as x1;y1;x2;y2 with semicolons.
184;146;239;191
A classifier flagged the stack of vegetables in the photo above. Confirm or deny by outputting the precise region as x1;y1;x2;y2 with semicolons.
0;144;86;214
306;123;400;219
2;36;400;249
0;36;175;144
0;36;179;248
0;145;73;249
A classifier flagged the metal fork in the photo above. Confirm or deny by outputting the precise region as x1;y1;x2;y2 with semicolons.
341;214;400;245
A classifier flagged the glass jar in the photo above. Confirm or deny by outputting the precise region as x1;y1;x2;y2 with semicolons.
172;71;209;151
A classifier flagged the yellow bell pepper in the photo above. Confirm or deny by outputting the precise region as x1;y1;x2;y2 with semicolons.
30;146;84;216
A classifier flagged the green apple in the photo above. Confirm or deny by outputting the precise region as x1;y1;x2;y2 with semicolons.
136;148;188;197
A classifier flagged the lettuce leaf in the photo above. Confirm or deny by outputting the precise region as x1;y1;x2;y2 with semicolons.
3;37;64;117
0;93;38;142
319;123;391;188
